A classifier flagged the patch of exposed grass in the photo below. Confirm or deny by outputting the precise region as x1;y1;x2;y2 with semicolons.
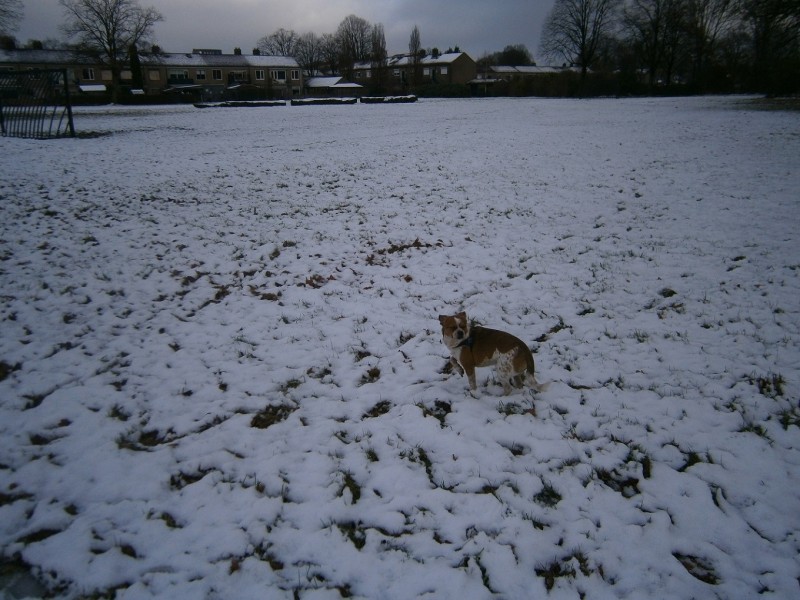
169;467;215;490
778;406;800;430
363;400;392;419
117;427;178;451
340;471;361;504
535;551;593;591
0;490;34;506
535;316;569;343
0;360;21;382
251;404;296;429
746;372;785;399
337;521;367;550
594;469;640;498
673;553;719;585
401;446;434;483
416;400;451;428
534;481;562;507
279;378;303;393
360;366;381;385
148;510;181;529
15;528;62;545
677;450;711;472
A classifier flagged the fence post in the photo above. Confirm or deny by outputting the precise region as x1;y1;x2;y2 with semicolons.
62;69;76;137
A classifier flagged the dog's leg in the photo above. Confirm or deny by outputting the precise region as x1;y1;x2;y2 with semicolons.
496;352;517;395
465;365;478;392
449;356;464;376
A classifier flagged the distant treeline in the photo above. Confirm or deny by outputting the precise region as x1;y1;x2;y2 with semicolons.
531;0;799;97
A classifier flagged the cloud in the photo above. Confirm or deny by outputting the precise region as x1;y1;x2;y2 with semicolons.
15;0;554;58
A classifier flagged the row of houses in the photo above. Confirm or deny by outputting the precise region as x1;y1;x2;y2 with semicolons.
0;48;303;101
0;47;486;102
0;46;579;102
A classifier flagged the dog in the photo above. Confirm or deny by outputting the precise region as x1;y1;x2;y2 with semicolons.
439;311;547;397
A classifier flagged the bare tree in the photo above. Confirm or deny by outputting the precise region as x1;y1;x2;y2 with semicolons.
370;23;388;93
684;0;737;89
740;0;800;94
258;27;297;56
337;14;371;78
499;44;535;65
539;0;621;79
320;33;340;74
59;0;163;101
0;0;22;35
408;24;422;89
295;31;323;76
623;0;685;86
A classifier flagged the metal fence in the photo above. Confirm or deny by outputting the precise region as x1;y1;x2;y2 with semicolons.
0;69;76;139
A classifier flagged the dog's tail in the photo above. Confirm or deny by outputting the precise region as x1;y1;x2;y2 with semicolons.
526;372;550;393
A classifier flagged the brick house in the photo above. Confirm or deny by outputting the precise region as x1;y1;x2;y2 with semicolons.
352;51;477;94
0;48;302;101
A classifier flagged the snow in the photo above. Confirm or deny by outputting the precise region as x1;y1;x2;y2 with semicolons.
1;96;799;599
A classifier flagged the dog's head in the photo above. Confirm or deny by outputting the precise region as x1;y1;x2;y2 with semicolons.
438;311;470;349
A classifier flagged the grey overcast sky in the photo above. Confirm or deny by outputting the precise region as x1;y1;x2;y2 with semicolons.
16;0;556;60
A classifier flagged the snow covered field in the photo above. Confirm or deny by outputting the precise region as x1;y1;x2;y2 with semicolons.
1;96;799;599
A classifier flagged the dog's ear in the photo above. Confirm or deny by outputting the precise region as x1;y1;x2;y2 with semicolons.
438;315;448;325
456;311;467;321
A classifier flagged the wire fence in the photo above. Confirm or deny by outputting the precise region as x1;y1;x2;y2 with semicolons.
0;69;76;139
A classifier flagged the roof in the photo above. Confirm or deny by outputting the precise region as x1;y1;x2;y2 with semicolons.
488;65;578;75
494;66;564;74
0;49;298;69
0;49;94;65
305;76;362;89
141;52;298;68
353;52;470;70
306;76;343;88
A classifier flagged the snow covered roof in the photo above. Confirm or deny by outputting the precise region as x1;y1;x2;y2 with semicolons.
305;76;362;89
0;49;298;69
0;49;94;65
306;76;344;88
140;53;298;68
490;65;569;75
353;52;469;70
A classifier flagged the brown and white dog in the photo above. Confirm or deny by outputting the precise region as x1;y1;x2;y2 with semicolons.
439;311;547;397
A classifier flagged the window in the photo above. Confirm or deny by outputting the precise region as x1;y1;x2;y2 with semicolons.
393;69;400;77
196;70;206;80
212;69;222;80
255;69;265;80
101;70;112;81
440;66;448;75
121;70;132;80
366;70;371;79
423;67;430;77
271;69;286;82
82;68;95;80
231;70;247;82
291;69;299;81
149;69;160;81
168;69;189;82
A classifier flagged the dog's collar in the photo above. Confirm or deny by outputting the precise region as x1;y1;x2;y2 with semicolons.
456;332;475;349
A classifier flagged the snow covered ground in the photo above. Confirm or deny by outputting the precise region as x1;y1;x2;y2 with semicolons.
1;96;798;599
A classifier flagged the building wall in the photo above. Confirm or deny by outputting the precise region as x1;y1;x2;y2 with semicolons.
353;52;477;93
0;50;302;101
